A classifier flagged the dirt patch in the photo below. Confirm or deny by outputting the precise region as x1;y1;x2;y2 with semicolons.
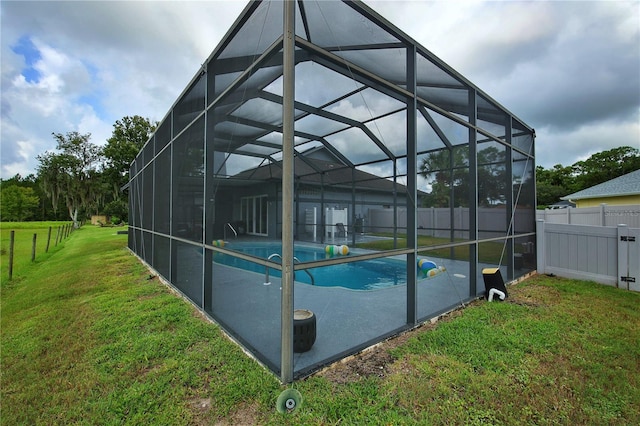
507;294;544;308
316;306;474;384
187;398;212;426
319;346;395;384
506;280;558;308
213;401;261;426
188;398;261;426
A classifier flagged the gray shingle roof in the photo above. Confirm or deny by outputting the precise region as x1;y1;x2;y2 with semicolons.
562;169;640;201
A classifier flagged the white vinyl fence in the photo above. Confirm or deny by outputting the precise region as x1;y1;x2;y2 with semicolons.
369;207;535;239
536;204;640;228
536;220;639;292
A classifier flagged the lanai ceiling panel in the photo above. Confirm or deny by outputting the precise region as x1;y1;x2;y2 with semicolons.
325;88;400;123
416;113;449;154
325;126;389;164
293;62;365;107
425;108;470;147
217;1;283;60
364;110;408;157
298;0;400;49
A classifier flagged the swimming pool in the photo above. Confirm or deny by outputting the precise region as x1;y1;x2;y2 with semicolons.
213;242;429;290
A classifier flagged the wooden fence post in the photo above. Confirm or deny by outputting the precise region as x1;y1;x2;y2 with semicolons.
8;230;15;280
46;226;52;253
55;226;60;246
31;233;37;262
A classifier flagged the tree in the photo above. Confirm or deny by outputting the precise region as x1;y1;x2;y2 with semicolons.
477;145;507;207
37;154;66;216
102;116;156;200
572;146;640;190
534;146;640;207
535;164;576;207
419;145;508;207
419;147;469;207
0;185;39;221
37;132;102;227
0;173;58;220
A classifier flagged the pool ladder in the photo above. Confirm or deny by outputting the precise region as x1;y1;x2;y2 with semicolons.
224;222;238;241
264;253;315;286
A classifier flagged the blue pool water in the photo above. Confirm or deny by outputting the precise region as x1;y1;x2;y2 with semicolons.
213;242;410;290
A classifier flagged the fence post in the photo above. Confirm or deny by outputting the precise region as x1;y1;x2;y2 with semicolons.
31;233;37;262
601;203;607;226
46;226;52;253
617;224;629;290
536;219;546;274
8;230;15;280
431;207;436;237
55;226;60;246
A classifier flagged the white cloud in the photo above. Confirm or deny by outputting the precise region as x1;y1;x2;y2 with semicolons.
536;115;640;168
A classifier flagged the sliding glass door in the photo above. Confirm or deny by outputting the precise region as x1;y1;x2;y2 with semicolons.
241;195;268;236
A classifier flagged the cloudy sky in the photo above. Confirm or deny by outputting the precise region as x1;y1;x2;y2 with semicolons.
1;0;639;179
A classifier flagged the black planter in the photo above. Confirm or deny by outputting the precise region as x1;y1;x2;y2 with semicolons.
293;309;316;353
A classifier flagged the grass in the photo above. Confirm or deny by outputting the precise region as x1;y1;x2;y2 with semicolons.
1;225;639;424
356;233;507;263
1;221;74;285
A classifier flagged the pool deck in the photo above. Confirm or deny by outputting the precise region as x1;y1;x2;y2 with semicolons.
208;254;484;378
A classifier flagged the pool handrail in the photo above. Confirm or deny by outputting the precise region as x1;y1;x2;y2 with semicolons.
224;222;238;240
264;253;315;286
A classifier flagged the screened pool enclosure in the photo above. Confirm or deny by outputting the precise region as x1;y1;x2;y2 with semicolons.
128;0;536;382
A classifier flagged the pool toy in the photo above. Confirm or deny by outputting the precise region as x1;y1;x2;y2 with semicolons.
417;258;445;278
325;244;349;256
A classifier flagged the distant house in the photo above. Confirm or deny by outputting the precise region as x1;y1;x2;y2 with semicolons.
548;200;575;210
561;169;640;207
91;215;109;225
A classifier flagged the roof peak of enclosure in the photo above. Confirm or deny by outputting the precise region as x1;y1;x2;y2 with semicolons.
134;0;535;181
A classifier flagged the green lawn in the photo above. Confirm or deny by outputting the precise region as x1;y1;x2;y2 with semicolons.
356;233;508;263
1;221;74;285
1;225;638;424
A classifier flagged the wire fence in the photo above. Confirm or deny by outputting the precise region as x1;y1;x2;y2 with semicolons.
4;223;76;281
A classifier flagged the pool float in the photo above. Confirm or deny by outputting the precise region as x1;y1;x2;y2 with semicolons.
417;258;445;277
325;244;349;256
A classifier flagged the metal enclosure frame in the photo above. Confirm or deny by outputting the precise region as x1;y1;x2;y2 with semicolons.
127;0;536;382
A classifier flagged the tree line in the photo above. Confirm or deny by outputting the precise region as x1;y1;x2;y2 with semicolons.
1;116;155;225
1;119;638;223
535;146;640;207
416;145;639;209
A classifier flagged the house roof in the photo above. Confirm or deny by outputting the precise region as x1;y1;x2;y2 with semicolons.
562;169;640;201
231;147;424;195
